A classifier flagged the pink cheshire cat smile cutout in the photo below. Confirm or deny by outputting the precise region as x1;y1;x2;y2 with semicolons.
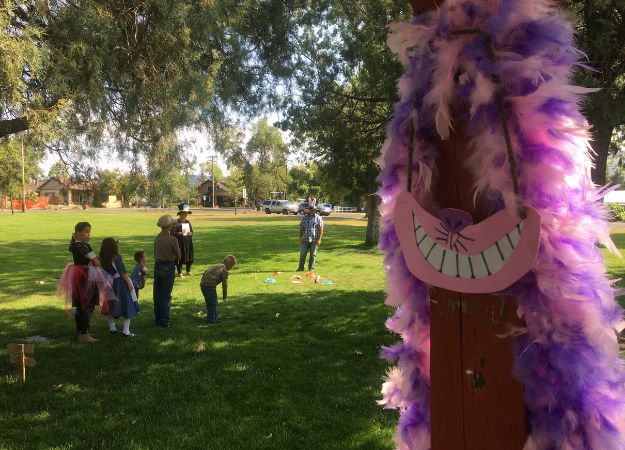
393;191;540;293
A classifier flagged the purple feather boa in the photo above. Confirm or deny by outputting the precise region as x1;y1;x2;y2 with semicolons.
377;1;625;449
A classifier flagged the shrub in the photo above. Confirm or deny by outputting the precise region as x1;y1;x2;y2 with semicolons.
606;203;625;221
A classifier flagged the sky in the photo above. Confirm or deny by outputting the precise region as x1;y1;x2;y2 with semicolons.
38;112;300;178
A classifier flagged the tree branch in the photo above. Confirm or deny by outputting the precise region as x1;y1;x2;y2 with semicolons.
0;117;29;139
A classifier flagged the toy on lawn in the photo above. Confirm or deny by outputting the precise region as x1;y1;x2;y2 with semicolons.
378;0;625;448
264;277;277;284
7;343;36;384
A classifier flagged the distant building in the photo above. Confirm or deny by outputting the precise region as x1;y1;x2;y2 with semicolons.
102;195;122;208
36;177;93;205
197;178;230;207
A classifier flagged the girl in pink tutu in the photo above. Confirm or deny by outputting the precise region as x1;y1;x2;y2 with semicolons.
57;222;115;343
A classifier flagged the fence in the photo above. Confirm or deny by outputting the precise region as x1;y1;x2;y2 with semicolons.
333;206;358;212
8;197;49;210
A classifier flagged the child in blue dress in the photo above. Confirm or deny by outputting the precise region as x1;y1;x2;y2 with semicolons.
130;251;148;300
99;238;140;337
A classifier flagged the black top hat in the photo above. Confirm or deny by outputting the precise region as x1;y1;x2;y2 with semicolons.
177;203;192;215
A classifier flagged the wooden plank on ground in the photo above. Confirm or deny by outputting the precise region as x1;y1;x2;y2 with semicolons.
6;343;34;353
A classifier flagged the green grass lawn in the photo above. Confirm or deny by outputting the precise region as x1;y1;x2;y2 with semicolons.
0;210;397;450
601;228;625;293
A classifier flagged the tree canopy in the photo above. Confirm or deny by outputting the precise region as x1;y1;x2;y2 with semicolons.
1;0;300;165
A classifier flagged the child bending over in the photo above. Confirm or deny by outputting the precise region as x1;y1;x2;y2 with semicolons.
200;255;237;324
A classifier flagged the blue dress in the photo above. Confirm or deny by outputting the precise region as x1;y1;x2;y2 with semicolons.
104;255;140;319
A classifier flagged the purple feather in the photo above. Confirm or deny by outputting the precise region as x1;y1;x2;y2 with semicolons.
378;1;625;448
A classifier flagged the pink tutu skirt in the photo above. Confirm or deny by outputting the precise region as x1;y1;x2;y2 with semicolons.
57;264;117;314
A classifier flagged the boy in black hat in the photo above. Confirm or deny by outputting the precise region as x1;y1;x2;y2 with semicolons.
171;203;195;277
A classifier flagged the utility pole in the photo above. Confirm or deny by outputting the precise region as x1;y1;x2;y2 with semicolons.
284;163;288;199
208;154;217;208
20;141;26;212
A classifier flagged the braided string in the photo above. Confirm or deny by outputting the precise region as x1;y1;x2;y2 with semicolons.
406;29;526;218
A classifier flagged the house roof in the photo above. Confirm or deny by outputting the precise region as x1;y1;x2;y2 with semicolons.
197;178;230;196
36;177;92;192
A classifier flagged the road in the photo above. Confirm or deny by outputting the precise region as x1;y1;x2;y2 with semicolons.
0;206;366;219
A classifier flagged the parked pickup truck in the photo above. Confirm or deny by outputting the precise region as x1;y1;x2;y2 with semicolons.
262;199;299;215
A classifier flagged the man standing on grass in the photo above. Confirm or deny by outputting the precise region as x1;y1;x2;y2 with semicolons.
297;205;324;272
153;214;181;328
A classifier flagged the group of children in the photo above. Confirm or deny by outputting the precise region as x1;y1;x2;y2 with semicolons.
58;207;236;342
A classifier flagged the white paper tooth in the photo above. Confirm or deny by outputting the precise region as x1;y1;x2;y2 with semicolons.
418;235;435;255
441;249;459;276
415;224;426;243
426;244;445;270
497;235;514;259
507;226;521;248
458;254;472;278
483;245;504;274
469;254;489;278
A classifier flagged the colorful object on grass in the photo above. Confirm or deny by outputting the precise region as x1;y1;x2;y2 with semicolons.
273;271;282;275
305;271;315;277
394;191;540;293
322;280;333;285
264;277;277;284
377;1;625;449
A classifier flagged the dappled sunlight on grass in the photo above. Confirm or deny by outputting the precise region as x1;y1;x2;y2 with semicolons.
0;210;396;449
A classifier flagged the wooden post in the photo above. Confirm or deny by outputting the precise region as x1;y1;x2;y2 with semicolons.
20;141;26;213
429;130;526;449
7;343;36;384
406;1;558;448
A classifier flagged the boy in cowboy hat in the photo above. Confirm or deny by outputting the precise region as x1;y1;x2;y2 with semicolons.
154;215;181;328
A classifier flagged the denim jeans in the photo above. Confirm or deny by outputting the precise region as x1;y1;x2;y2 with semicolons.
153;260;175;327
298;241;318;271
201;285;218;323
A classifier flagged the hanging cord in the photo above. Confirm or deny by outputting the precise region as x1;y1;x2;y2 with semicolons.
481;34;526;219
407;113;416;192
406;29;526;217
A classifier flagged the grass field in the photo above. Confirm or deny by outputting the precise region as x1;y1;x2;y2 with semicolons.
0;210;397;450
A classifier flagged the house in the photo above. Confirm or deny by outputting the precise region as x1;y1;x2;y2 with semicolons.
36;177;93;206
197;178;230;207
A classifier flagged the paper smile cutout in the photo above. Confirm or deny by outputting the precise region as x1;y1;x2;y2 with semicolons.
393;191;540;293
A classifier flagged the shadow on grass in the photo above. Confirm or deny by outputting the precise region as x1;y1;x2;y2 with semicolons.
0;290;396;450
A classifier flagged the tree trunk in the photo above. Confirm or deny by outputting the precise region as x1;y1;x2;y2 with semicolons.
0;117;29;139
364;194;380;246
590;121;614;186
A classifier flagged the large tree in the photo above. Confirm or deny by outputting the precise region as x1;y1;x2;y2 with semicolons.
216;118;290;205
0;137;44;210
279;0;412;245
1;0;300;170
567;0;625;185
